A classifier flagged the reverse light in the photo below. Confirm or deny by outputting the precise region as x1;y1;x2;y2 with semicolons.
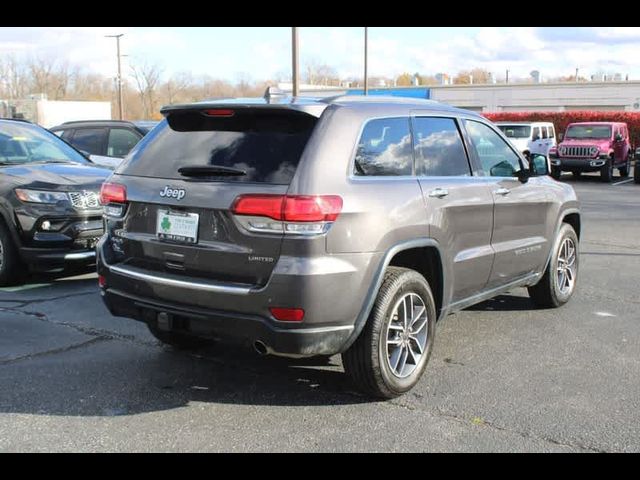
231;194;343;236
269;307;305;322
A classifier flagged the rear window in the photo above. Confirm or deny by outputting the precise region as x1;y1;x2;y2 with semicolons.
117;109;317;184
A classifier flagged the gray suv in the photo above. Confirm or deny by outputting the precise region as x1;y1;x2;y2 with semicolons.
97;95;581;398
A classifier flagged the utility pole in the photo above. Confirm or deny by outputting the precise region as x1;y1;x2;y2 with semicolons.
364;27;369;95
292;27;299;97
575;67;579;82
106;34;124;120
505;69;509;84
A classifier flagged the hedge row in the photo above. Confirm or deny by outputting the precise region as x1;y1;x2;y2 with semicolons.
483;111;640;146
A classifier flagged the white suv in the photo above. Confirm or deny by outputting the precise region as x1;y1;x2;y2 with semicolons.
496;122;557;158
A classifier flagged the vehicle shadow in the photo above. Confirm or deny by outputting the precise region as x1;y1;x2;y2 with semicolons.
465;294;542;312
0;266;98;298
0;338;375;417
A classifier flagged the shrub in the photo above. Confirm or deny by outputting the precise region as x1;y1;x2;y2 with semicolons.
483;111;640;147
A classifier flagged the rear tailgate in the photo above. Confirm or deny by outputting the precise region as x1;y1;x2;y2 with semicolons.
107;105;322;287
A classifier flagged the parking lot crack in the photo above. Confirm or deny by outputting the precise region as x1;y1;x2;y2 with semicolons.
384;400;607;452
1;305;155;348
0;336;110;365
0;290;95;308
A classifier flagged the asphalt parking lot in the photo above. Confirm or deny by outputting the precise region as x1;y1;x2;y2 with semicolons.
1;172;639;452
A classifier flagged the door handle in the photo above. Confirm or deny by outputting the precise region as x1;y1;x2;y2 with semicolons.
494;187;511;196
428;188;449;198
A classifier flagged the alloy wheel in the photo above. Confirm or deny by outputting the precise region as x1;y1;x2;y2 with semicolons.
556;237;577;295
384;293;429;378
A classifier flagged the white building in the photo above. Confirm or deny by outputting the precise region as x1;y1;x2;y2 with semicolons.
428;81;640;113
1;97;112;128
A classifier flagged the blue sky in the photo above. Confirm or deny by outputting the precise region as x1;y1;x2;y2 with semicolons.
2;27;640;83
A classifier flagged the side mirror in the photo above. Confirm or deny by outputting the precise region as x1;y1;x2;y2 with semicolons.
530;154;549;176
532;135;540;142
558;133;564;141
615;133;624;142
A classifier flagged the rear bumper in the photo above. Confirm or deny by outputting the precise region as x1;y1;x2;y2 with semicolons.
97;236;380;356
102;287;353;356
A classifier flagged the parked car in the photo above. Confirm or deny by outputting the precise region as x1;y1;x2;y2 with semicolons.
635;148;640;184
0;118;111;286
495;121;557;158
97;95;580;398
549;121;632;182
50;120;157;169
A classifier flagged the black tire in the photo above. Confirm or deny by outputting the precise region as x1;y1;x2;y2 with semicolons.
550;167;562;180
147;323;212;350
0;221;25;287
619;156;631;178
600;159;613;183
528;223;579;308
342;267;436;399
635;160;640;184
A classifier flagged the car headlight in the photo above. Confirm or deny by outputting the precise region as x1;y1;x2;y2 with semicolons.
15;189;68;204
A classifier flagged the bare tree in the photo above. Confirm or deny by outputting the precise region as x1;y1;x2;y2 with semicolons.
304;58;339;86
164;72;193;105
0;55;28;99
129;60;163;119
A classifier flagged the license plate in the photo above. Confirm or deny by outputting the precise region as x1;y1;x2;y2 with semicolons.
156;210;199;244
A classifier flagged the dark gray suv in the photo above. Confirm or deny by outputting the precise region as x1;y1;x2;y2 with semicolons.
97;95;581;398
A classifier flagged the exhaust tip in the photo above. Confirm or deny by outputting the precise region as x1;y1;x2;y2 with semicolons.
253;340;269;356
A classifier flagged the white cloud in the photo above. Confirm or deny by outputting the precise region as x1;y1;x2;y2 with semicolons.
3;27;640;84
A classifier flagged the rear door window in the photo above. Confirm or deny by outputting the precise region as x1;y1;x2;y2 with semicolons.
70;128;106;156
413;117;470;176
108;128;141;158
354;117;413;176
118;110;317;184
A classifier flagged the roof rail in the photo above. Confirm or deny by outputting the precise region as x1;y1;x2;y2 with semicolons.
319;95;440;105
60;119;135;126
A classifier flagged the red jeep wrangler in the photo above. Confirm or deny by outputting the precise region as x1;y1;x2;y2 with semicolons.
549;122;631;182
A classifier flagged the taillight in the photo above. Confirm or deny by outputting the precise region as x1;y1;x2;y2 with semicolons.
100;182;126;204
231;194;343;235
100;182;127;217
231;194;284;220
202;109;235;117
269;307;305;322
283;196;342;222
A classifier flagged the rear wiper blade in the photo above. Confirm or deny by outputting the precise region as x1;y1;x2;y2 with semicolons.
178;165;247;177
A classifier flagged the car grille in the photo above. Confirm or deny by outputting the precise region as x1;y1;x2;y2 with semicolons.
559;145;598;158
68;191;100;209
